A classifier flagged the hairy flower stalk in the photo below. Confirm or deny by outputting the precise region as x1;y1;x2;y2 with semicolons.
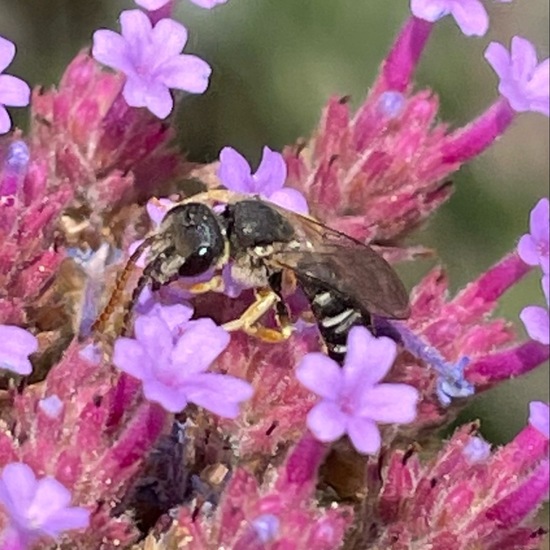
0;3;548;550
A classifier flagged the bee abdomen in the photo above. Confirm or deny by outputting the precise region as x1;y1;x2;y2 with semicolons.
298;277;370;365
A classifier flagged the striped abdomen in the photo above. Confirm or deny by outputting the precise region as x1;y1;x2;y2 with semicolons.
297;275;371;365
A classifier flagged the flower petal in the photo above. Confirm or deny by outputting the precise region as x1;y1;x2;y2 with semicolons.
134;0;169;9
510;36;538;83
144;81;174;119
0;104;11;134
253;147;287;196
31;477;71;516
0;325;38;376
485;42;512;81
171;318;230;374
218;147;254;193
142;379;189;412
184;373;253;417
39;507;90;537
134;314;173;364
189;0;228;7
449;0;488;37
0;463;37;518
344;327;397;386
529;198;549;248
122;76;148;109
517;234;539;266
306;401;347;442
151;19;188;59
520;305;550;345
0;36;16;73
157;54;212;94
529;401;549;439
410;0;450;22
112;338;152;380
0;75;30;107
359;383;419;423
296;352;343;399
119;10;153;47
346;416;381;455
268;188;309;215
91;29;132;73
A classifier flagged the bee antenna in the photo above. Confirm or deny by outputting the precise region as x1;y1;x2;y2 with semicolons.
121;261;157;335
91;237;155;335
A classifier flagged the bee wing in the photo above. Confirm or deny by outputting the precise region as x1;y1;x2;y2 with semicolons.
268;208;410;319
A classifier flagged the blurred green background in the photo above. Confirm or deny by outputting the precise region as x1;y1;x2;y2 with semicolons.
1;0;548;443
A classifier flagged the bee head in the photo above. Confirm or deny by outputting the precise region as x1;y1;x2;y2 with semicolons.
158;202;226;277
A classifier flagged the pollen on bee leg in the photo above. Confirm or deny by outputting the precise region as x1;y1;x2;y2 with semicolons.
187;275;225;294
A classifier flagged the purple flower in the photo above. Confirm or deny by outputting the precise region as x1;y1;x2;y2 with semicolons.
0;325;38;376
218;146;309;214
92;10;211;119
518;197;549;274
520;273;549;345
113;312;253;415
410;0;489;37
0;462;89;548
296;326;419;455
485;36;550;116
529;401;549;439
0;36;31;135
135;0;227;10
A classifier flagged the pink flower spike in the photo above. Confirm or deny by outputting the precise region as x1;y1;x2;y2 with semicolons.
410;0;489;37
296;326;419;455
0;463;89;546
518;198;549;274
92;10;211;119
217;146;309;214
0;325;38;376
485;36;550;116
0;36;31;135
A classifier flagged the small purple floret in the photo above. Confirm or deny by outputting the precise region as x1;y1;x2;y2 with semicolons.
485;36;550;116
0;463;90;547
38;395;64;419
296;326;419;455
529;401;549;439
92;10;211;119
218;146;309;214
463;436;491;464
410;0;489;37
518;198;549;274
113;312;253;415
0;36;31;135
0;325;38;376
135;0;227;9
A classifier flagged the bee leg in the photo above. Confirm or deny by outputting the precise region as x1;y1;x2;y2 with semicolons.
222;289;292;342
268;271;293;338
186;275;224;295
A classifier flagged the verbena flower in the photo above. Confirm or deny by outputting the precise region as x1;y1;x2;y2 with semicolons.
0;325;38;376
113;311;253;415
520;273;549;345
218;146;309;214
485;36;550;116
135;0;227;10
518;197;549;274
410;0;489;36
296;326;419;454
0;462;89;548
92;10;211;119
0;36;31;135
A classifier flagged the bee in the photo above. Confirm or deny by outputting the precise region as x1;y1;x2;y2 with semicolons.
94;190;410;363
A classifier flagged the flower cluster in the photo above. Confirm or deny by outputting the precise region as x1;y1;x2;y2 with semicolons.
0;1;548;549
